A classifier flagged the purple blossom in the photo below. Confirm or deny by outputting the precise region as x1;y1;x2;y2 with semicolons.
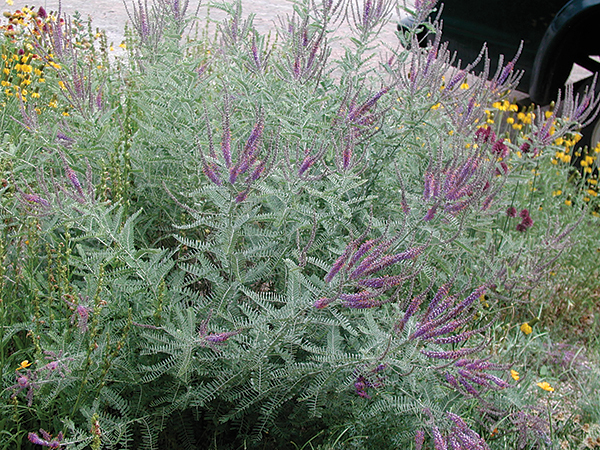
520;216;534;228
432;426;448;450
458;377;481;397
354;246;424;279
22;193;50;208
415;430;425;450
396;290;428;333
38;350;73;377
339;290;380;303
9;370;39;406
357;274;407;289
235;188;250;203
353;363;386;398
423;205;438;221
313;297;336;309
298;153;318;176
202;160;223;186
506;207;517;217
325;243;355;282
348;238;378;269
204;330;240;344
491;139;509;159
418;317;471;341
28;429;65;449
354;375;371;398
342;296;387;309
63;295;92;333
516;223;527;232
475;126;495;144
425;283;452;320
221;106;232;168
420;346;481;360
348;238;395;280
520;141;531;153
423;172;435;201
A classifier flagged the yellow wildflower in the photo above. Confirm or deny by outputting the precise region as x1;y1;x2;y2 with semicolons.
16;360;32;370
537;381;555;392
565;199;572;206
520;323;532;335
510;370;520;381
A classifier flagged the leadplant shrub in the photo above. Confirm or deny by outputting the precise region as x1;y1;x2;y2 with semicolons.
1;1;598;449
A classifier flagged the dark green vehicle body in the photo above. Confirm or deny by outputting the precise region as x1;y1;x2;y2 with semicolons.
433;0;600;105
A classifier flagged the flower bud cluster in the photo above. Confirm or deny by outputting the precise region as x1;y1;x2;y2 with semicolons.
28;429;65;449
315;232;426;309
198;310;241;351
444;358;511;398
276;12;328;83
353;363;386;399
419;411;491;450
16;152;95;216
409;284;492;360
198;106;276;203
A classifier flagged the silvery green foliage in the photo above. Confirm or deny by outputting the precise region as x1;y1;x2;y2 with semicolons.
1;0;597;449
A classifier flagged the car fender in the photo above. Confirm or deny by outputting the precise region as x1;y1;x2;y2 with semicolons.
530;0;600;104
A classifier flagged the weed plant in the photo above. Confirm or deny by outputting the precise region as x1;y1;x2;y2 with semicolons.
0;1;599;449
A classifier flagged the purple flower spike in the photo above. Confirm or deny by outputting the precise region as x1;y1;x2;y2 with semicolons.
423;205;438;221
65;167;84;197
420;347;481;360
415;430;425;450
28;429;64;448
221;108;232;168
22;193;51;207
354;375;371;398
357;246;424;278
202;161;222;186
325;243;356;282
235;188;250;203
9;370;39;406
313;297;336;309
432;426;448;450
204;330;240;344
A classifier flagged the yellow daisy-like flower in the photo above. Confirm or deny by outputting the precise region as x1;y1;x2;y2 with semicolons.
537;381;554;392
520;323;533;335
510;370;520;381
16;360;32;371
